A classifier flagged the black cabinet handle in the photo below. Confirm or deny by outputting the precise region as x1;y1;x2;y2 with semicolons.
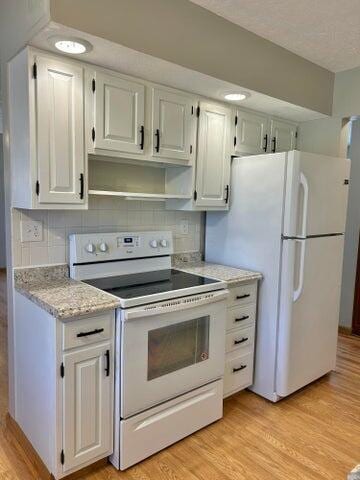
233;365;247;373
140;125;145;150
105;349;110;377
236;294;250;300
77;328;104;338
155;129;160;153
272;136;277;153
79;173;84;200
263;134;268;152
235;315;249;322
234;337;248;345
225;185;230;204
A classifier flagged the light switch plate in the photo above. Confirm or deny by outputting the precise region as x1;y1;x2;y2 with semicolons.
21;220;43;242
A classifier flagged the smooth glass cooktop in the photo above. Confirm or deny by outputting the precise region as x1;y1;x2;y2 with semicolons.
84;269;219;299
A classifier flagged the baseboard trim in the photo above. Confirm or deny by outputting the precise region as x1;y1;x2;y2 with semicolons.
338;326;352;336
5;413;108;479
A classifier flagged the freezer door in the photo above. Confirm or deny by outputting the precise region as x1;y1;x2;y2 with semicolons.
283;151;350;237
276;235;344;397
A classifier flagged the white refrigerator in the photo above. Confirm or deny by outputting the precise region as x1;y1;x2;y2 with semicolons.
205;151;350;402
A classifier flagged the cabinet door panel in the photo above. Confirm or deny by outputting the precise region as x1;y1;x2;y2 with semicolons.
94;72;145;154
152;88;195;162
235;110;268;155
195;102;231;208
36;57;85;204
63;342;113;472
270;119;297;153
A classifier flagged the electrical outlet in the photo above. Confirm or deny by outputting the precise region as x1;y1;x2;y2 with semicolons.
180;219;189;235
21;220;43;242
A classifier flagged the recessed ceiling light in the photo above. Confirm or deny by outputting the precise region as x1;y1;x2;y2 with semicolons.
224;92;249;101
48;36;93;55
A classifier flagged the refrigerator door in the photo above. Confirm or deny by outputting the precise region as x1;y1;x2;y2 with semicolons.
283;151;350;237
276;235;344;397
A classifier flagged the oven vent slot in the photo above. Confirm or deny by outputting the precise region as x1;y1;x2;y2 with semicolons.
143;293;215;311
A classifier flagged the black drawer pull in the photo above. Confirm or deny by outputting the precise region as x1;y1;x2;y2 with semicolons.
105;349;110;377
234;337;248;345
233;365;247;373
77;328;104;338
236;294;250;300
235;315;249;322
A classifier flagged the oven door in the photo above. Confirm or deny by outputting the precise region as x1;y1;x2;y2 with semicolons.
120;289;228;418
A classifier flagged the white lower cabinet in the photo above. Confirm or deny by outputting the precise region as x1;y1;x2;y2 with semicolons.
60;313;114;476
223;281;258;398
13;291;115;480
62;342;113;473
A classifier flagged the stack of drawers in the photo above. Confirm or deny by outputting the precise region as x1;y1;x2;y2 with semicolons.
223;281;258;398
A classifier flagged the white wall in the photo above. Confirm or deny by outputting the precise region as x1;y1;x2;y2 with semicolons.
11;199;203;267
333;66;360;117
339;119;360;328
0;134;5;268
298;117;343;157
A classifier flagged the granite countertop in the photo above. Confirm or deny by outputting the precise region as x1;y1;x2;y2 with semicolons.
14;265;120;319
173;260;262;286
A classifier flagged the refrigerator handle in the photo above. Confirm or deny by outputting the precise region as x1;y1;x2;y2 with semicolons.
299;173;309;237
293;239;306;302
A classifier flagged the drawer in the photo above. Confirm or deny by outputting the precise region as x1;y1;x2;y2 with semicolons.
226;303;256;332
224;351;253;398
225;325;255;354
62;311;114;351
227;282;257;309
119;379;223;470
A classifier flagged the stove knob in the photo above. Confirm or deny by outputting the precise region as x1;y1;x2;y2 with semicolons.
85;242;96;254
99;242;108;252
149;239;158;248
160;239;168;247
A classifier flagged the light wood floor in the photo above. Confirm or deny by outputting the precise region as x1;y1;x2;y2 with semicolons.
0;270;360;479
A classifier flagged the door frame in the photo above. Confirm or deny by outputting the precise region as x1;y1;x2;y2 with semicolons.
352;231;360;335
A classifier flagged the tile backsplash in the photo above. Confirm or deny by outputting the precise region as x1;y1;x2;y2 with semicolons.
12;197;204;267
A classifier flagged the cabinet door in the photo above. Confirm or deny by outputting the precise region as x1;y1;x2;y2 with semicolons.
235;110;268;155
195;102;231;208
94;71;145;154
270;119;297;153
36;56;85;204
62;342;113;473
152;88;195;162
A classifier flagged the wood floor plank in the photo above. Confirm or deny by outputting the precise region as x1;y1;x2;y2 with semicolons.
0;269;359;479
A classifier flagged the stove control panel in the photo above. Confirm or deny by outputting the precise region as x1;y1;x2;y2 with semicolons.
69;231;173;265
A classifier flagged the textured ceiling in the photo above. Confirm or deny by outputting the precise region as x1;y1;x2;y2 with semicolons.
189;0;360;72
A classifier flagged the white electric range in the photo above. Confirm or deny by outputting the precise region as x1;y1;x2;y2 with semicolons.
69;231;228;470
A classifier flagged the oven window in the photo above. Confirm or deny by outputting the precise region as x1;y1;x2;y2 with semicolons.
147;316;210;381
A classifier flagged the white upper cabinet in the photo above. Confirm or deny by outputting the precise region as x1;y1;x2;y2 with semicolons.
93;72;145;155
195;102;231;208
270;118;297;153
234;110;269;155
152;88;196;162
9;49;87;209
36;56;85;204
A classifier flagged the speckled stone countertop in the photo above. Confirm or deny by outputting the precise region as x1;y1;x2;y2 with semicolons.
173;259;262;286
14;265;120;319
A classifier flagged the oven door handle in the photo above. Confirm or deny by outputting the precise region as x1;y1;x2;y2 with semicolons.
124;289;229;320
